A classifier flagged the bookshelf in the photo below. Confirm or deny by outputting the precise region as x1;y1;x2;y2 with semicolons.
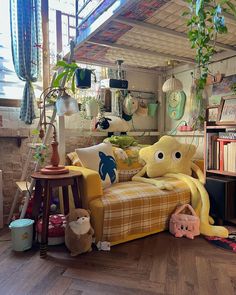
204;122;236;224
204;123;236;177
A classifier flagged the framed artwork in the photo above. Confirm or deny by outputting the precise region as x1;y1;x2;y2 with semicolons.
206;105;219;125
217;95;236;125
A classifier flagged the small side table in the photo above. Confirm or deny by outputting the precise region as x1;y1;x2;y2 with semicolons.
31;170;82;258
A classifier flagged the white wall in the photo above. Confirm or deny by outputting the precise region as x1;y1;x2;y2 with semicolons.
65;70;160;132
164;56;236;159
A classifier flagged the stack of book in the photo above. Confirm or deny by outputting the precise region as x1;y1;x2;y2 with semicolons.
219;132;236;173
206;132;236;173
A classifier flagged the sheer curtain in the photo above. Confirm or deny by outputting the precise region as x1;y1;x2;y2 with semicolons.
10;0;42;124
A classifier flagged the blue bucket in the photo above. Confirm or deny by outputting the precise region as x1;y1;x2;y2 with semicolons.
9;219;34;251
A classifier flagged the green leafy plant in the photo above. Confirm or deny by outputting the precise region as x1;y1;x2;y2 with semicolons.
33;144;48;164
52;60;96;93
184;0;236;100
230;82;236;94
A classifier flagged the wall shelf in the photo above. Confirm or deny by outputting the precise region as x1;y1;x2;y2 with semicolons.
0;135;28;147
166;130;204;137
206;169;236;177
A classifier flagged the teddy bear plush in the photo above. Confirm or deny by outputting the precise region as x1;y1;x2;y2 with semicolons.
65;208;94;256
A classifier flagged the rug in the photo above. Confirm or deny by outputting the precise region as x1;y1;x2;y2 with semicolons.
205;226;236;253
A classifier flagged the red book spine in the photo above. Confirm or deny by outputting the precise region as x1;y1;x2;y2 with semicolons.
219;141;224;172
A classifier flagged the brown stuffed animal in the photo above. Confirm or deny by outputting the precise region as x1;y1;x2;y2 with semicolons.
65;208;94;256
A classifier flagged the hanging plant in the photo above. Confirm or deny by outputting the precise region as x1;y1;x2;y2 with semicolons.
184;0;236;99
79;96;104;120
53;61;97;93
33;144;48;164
230;82;236;94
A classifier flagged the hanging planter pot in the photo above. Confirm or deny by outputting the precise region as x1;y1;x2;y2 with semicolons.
75;68;97;89
85;99;99;118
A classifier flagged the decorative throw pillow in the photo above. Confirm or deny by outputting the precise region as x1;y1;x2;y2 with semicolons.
75;142;118;188
112;146;145;170
66;152;81;166
118;168;143;182
111;146;145;182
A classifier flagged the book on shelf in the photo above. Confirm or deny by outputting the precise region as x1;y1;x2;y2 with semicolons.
219;140;236;173
206;132;236;173
206;133;219;170
219;132;236;139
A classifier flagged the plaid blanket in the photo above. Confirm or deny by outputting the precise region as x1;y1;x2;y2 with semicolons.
101;178;190;242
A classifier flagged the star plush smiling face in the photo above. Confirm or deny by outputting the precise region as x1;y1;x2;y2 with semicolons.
139;136;196;178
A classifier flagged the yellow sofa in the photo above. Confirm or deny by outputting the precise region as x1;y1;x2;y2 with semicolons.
66;164;196;246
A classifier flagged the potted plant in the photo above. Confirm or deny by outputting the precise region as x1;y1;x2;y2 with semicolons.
230;82;236;94
53;60;97;92
80;96;104;120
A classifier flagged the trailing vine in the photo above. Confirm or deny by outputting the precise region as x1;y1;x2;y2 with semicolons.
184;0;236;99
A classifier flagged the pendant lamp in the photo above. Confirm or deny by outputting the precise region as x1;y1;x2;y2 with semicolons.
162;60;183;93
56;89;79;116
162;75;183;93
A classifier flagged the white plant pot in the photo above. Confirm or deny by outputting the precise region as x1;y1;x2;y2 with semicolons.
85;100;99;118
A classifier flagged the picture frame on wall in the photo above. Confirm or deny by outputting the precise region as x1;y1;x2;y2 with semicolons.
206;105;219;125
216;95;236;125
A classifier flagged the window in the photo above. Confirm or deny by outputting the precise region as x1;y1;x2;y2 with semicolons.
0;1;42;106
48;0;76;67
0;1;24;105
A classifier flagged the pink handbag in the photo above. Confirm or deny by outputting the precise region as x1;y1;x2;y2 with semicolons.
169;204;200;239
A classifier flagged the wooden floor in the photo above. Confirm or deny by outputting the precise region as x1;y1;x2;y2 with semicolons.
0;229;235;295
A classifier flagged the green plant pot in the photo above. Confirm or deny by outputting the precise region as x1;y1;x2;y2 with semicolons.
75;68;91;89
148;103;158;117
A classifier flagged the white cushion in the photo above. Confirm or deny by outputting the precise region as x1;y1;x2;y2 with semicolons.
76;142;118;188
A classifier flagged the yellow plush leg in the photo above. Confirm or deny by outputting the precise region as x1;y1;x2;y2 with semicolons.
165;173;199;208
166;173;228;238
190;177;228;237
165;173;214;225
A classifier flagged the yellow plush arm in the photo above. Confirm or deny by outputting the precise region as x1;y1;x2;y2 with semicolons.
67;166;103;208
132;166;174;190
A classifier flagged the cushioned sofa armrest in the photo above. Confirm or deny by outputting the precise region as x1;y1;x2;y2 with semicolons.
66;166;103;208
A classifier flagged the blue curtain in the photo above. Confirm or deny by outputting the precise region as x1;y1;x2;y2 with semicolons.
10;0;42;124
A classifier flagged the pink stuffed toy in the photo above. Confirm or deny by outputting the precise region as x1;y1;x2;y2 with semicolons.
169;204;200;239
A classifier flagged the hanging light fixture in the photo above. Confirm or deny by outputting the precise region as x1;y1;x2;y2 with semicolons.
162;60;183;93
56;89;79;116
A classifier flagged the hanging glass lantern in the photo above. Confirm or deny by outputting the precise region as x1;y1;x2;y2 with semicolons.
56;89;79;116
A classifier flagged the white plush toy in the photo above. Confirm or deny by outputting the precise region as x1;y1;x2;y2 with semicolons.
96;115;131;132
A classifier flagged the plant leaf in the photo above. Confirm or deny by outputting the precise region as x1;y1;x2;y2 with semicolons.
56;60;69;68
52;71;68;87
71;72;75;94
79;69;86;80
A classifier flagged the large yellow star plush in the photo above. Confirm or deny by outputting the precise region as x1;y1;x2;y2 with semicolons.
132;136;228;238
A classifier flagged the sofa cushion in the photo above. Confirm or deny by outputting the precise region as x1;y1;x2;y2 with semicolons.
76;142;118;188
66;151;82;166
111;146;144;182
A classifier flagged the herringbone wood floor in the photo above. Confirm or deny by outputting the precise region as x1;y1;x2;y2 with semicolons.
0;229;235;295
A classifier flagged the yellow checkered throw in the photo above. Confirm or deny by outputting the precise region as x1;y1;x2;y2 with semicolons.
101;178;190;242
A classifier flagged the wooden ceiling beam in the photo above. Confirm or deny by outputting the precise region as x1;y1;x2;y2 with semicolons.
86;40;195;64
115;16;236;52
